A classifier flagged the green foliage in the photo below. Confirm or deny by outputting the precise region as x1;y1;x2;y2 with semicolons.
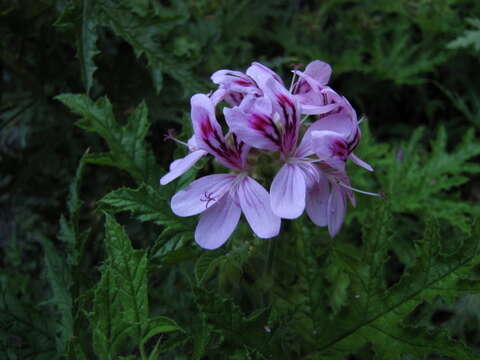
55;94;162;185
91;214;182;358
448;18;480;53
377;126;480;232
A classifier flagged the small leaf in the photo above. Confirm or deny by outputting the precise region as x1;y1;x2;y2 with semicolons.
194;250;225;284
78;0;100;94
142;316;184;344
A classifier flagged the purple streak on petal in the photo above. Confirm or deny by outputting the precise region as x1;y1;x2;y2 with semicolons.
270;164;306;219
160;150;208;185
264;78;301;155
327;183;347;237
191;94;247;170
237;176;281;238
195;194;241;249
171;174;235;216
306;172;330;227
298;162;320;188
350;153;374;171
211;69;260;106
311;130;349;171
191;94;223;147
224;106;280;151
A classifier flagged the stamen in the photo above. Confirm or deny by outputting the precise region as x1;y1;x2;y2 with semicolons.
337;180;383;197
289;70;298;93
200;191;217;208
301;115;310;124
163;129;189;148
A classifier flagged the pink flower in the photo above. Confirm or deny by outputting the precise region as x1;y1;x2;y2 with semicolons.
291;60;342;116
168;94;280;249
171;173;280;249
162;59;379;244
210;62;284;107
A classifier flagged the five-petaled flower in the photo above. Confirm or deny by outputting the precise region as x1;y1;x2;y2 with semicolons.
161;60;380;249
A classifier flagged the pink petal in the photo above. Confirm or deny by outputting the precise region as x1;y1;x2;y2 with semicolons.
270;164;306;219
304;60;332;85
306;173;329;226
309;113;355;139
311;130;349;171
237;176;281;238
195;195;241;249
300;103;339;115
350;153;374;171
263;78;301;154
327;184;347;237
224;107;280;151
191;94;246;170
171;174;235;216
160;150;207;185
191;94;223;147
246;62;284;87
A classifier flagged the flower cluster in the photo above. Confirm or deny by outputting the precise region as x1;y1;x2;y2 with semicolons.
160;60;379;249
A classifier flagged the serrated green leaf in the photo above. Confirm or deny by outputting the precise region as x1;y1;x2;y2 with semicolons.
308;219;480;359
382;126;480;232
104;214;149;330
194;250;225;284
42;238;73;353
92;266;132;359
94;0;202;94
447;18;480;52
78;0;100;94
55;94;161;184
99;184;175;226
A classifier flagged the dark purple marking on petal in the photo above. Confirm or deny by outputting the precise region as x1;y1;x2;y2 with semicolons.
200;117;214;138
331;139;349;160
348;129;360;152
235;80;252;87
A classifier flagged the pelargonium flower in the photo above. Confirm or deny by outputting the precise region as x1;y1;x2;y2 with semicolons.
167;94;280;249
161;59;379;247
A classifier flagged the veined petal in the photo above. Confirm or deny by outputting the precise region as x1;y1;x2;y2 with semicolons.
195;195;241;250
350;153;374;171
191;93;246;170
311;130;349;171
270;164;306;219
306;172;330;226
224;107;280;151
211;69;259;104
264;78;301;154
327;183;347;237
246;62;283;88
160;150;207;185
171;174;235;216
191;94;224;150
237;176;281;238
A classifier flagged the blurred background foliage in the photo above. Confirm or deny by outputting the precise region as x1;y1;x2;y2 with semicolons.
1;0;480;359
